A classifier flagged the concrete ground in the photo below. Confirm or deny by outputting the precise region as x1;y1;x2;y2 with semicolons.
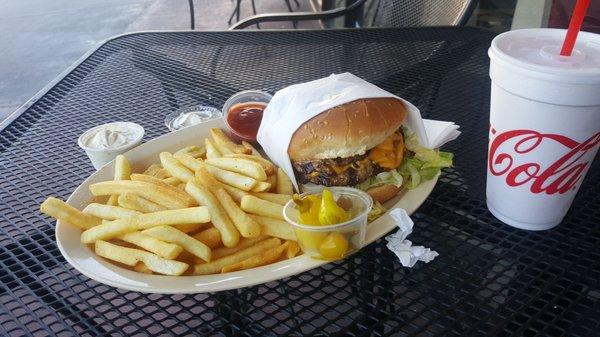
0;0;316;121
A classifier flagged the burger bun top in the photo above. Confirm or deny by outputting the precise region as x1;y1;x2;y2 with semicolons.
288;98;407;161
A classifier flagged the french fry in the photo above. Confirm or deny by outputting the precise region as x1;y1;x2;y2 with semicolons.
203;163;257;191
40;197;102;230
195;169;261;237
242;141;263;157
196;166;250;204
143;164;171;180
193;238;280;275
221;241;289;273
196;168;261;237
173;223;204;234
130;173;186;196
106;195;119;206
210;128;250;154
83;203;141;220
175;145;198;155
143;226;211;262
250;181;271;192
114;155;131;180
266;174;277;191
205;139;222;159
248;214;296;241
177;183;186;191
251;192;292;206
95;240;188;276
118;193;167;213
175;145;206;158
212;142;234;155
225;154;275;175
143;164;162;176
163;176;181;186
195;166;222;187
207;236;268;261
159;152;194;183
276;168;294;194
185;180;240;247
240;195;284;220
81;207;210;243
153;168;172;179
212;188;261;238
174;152;203;171
221;183;250;204
205;157;267;181
193;227;222;249
176;250;198;265
285;241;300;258
188;148;206;159
119;231;183;259
133;262;153;274
106;155;132;206
90;180;195;209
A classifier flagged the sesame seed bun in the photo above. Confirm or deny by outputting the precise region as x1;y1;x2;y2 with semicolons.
288;98;408;161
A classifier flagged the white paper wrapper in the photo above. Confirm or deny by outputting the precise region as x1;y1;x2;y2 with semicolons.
385;208;439;267
257;72;460;190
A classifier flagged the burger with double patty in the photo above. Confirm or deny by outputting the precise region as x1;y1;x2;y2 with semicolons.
288;97;411;203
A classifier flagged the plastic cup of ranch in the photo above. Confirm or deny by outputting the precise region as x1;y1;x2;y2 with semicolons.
487;28;600;230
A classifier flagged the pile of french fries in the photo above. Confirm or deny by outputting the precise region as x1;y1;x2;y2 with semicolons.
40;128;300;276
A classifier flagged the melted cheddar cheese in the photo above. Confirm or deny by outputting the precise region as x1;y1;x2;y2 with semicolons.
369;131;405;169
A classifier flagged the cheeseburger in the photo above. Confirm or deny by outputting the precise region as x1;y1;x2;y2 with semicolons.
288;98;409;203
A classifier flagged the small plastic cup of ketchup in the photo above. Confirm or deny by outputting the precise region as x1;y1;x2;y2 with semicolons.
222;90;272;143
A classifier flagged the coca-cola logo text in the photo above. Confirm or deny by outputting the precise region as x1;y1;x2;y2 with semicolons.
488;128;600;195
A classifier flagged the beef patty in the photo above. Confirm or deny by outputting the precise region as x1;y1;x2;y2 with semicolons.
292;153;377;186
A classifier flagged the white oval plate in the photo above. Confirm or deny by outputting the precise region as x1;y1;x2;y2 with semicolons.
56;118;438;294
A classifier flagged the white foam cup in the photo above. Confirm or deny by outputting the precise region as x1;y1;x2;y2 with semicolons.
487;28;600;230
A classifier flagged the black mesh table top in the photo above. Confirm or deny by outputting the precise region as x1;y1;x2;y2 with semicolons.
1;28;599;337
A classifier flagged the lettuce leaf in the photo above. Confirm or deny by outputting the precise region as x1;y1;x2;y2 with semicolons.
355;127;454;192
356;168;404;191
398;158;422;189
398;127;454;189
368;201;387;222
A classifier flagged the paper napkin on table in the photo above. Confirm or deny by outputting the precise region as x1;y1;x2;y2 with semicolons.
422;119;461;149
257;72;460;191
385;208;439;267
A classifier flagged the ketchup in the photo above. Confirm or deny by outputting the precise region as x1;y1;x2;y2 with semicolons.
226;102;266;141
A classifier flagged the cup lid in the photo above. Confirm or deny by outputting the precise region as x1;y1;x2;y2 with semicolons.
489;28;600;84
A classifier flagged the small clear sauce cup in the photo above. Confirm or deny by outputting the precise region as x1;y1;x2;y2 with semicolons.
283;187;373;260
222;90;272;143
164;105;222;132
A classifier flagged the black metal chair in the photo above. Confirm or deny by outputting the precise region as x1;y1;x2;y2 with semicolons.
228;0;300;27
366;0;478;27
229;0;477;30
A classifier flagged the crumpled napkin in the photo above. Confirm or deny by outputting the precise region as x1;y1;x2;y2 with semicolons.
385;208;439;267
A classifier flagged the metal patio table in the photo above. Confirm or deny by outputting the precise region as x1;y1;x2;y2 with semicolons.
1;28;599;337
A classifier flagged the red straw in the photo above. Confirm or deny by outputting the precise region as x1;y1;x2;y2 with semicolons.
560;0;591;56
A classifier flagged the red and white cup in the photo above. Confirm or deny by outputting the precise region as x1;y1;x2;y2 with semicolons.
487;28;600;230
